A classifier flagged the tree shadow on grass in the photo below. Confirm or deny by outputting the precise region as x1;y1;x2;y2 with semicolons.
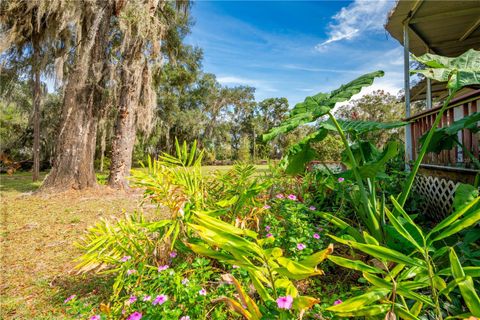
49;273;115;308
0;172;44;193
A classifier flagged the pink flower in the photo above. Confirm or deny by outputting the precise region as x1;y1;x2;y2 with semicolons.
297;243;306;250
142;295;151;301
180;316;190;320
120;256;131;262
266;233;273;238
181;278;189;285
232;265;240;269
337;177;345;183
287;194;297;201
128;295;137;304
169;251;177;258
276;194;285;199
276;295;293;310
126;269;136;275
263;205;271;209
152;294;168;305
158;265;169;272
199;288;207;296
90;316;101;320
309;206;316;211
64;294;76;303
313;233;320;239
127;312;142;320
265;225;271;231
333;299;343;305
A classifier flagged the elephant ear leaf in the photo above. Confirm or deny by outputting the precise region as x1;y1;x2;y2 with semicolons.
282;129;328;174
419;112;480;154
262;71;384;142
412;49;480;92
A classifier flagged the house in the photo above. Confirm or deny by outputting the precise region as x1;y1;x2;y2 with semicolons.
385;0;480;218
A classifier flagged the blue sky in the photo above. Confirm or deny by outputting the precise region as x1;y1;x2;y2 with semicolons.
185;0;404;105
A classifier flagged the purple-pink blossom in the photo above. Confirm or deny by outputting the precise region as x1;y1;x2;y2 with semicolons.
313;233;320;239
64;294;76;303
276;295;293;309
265;225;271;231
333;299;343;305
142;295;151;302
287;194;297;201
169;251;177;258
180;317;190;320
275;194;285;199
126;269;136;275
297;243;306;250
338;177;345;183
128;295;137;304
263;205;271;209
309;206;316;211
266;233;273;238
181;278;189;285
158;265;169;272
199;288;207;296
152;294;168;305
120;256;131;262
127;312;142;320
90;316;101;320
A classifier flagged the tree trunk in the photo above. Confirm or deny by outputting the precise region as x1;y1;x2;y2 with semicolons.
99;119;107;172
108;58;144;189
32;32;41;181
40;2;111;192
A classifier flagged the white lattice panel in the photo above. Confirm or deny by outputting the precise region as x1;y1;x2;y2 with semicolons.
414;175;459;220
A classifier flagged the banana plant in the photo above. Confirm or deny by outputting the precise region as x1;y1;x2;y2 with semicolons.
188;211;332;319
326;186;480;319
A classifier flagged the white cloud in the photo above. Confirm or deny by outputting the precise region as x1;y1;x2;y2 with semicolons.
315;0;394;50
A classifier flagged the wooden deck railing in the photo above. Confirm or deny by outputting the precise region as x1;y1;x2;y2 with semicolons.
406;90;479;169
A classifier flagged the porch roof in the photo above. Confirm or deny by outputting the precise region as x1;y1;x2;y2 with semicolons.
385;0;480;57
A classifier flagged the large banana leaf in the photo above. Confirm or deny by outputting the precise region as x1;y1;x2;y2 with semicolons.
262;71;384;142
413;49;480;91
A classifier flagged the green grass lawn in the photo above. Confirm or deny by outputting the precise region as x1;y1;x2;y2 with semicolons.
0;165;267;319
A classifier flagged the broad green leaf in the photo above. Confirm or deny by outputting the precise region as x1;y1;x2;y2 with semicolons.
249;271;273;302
438;266;480;278
276;257;323;279
329;235;424;268
453;184;479;212
314;211;363;242
326;289;389;312
385;207;423;252
327;255;385;274
449;247;465;279
419;113;480;154
431;202;480;243
394;304;421;320
299;244;333;268
457;276;480;315
292;296;320;312
428;196;480;241
390;196;425;242
412;49;480;91
333;304;390;317
262;71;384;142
